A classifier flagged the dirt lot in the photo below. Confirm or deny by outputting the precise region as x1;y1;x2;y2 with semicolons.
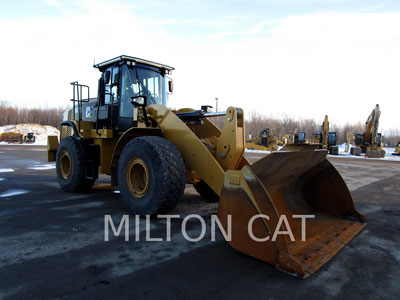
0;145;399;299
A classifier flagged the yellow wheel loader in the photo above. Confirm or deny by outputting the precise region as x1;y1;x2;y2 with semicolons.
48;55;365;278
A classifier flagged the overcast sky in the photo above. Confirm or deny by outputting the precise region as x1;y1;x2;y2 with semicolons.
0;0;399;132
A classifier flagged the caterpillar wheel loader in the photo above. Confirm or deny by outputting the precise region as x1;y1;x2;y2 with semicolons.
47;55;365;279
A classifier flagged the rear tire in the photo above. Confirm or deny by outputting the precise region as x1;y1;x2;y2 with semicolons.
118;136;185;216
193;180;219;202
56;136;95;192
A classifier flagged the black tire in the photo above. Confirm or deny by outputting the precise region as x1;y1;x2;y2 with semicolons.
118;136;185;216
56;136;95;192
193;180;219;202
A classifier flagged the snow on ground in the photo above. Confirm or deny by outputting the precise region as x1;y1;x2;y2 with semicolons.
334;143;400;161
0;168;15;173
0;124;59;145
27;163;56;170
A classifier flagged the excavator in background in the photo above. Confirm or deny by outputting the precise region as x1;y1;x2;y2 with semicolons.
293;128;306;144
245;128;278;151
313;115;338;155
351;104;385;158
47;55;365;279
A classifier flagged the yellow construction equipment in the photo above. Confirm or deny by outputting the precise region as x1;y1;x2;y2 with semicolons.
48;56;365;279
312;115;339;155
277;133;291;146
392;141;400;156
23;132;36;144
353;104;385;158
346;133;362;156
0;132;24;144
345;133;352;153
245;128;278;151
318;115;339;155
281;129;320;152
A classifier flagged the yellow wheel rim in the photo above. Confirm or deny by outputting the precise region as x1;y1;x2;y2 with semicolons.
126;158;150;198
59;150;72;179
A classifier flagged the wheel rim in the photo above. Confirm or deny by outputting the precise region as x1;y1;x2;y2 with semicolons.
59;150;72;179
126;158;150;198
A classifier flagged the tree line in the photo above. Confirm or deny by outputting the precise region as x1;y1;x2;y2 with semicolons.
0;102;65;129
0;102;399;146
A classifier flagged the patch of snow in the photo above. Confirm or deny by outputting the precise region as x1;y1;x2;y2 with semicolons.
0;189;29;198
0;168;15;173
27;164;55;170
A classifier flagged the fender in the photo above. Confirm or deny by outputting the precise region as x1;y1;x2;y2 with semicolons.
60;121;80;139
110;127;162;185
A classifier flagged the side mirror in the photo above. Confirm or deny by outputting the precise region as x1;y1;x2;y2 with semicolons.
131;95;147;107
131;96;150;127
168;80;173;93
104;71;111;84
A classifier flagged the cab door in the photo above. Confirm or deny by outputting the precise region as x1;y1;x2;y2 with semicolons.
118;65;138;131
97;66;120;129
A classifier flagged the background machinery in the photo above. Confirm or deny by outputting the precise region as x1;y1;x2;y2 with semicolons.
293;128;306;144
0;132;24;143
313;115;338;155
245;128;278;151
24;132;35;144
48;55;365;279
352;104;385;158
0;132;35;144
392;141;400;156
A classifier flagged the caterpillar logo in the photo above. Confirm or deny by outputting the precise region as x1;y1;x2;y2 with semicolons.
86;106;92;118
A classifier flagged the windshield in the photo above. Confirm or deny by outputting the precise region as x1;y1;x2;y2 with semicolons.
120;65;167;118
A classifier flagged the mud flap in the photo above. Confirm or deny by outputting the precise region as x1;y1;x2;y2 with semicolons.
218;150;366;278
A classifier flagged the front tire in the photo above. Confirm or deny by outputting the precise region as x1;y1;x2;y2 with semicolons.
118;136;185;216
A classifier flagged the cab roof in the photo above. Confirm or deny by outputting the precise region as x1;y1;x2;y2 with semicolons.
94;55;174;72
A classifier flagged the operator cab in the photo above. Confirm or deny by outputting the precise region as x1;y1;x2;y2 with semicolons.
85;56;174;132
328;132;337;146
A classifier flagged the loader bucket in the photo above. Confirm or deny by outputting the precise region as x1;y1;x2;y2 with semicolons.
218;150;366;278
